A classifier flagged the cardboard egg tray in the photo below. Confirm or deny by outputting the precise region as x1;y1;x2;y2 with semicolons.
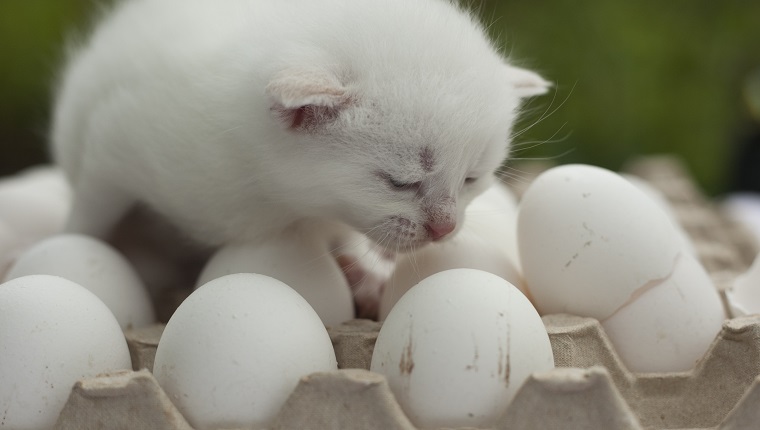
52;155;760;430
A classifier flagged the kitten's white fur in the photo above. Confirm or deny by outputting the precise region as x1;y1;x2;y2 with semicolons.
52;0;548;253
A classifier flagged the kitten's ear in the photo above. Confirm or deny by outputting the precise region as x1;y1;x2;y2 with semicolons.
504;65;552;98
266;67;350;131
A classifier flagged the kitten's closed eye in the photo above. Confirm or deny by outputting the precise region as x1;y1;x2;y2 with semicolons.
389;178;422;191
378;172;422;191
464;177;478;184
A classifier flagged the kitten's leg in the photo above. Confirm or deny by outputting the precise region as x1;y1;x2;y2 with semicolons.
65;175;134;240
329;226;396;320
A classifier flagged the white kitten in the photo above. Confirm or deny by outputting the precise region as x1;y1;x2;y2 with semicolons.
53;0;547;247
51;0;548;314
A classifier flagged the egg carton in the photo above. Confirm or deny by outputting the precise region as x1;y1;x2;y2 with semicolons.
52;155;760;429
51;315;760;430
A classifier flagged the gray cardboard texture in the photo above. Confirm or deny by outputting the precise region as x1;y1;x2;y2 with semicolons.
545;314;760;429
497;367;642;430
719;376;760;430
54;369;193;430
125;324;164;372
328;319;382;370
271;369;417;430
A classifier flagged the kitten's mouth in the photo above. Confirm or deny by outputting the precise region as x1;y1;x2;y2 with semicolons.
379;238;433;253
365;216;438;253
362;241;428;257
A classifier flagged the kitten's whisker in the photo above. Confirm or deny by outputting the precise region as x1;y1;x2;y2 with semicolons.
510;81;576;140
498;163;538;178
508;125;571;154
406;243;423;287
325;231;374;256
496;165;530;177
508;147;576;162
495;170;531;186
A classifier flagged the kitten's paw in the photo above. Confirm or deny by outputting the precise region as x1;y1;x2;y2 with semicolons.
335;248;396;320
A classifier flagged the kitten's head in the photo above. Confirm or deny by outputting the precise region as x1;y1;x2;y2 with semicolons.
266;63;548;252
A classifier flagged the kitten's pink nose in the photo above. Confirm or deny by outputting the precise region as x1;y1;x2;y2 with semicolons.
425;222;456;241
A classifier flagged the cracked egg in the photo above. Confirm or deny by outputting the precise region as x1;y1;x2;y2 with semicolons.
517;164;725;372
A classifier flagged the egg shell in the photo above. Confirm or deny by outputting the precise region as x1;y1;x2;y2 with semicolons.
380;182;523;319
0;184;68;239
623;174;697;256
381;228;522;320
4;234;156;330
726;252;760;317
518;164;682;320
0;275;132;429
464;181;521;269
0;166;70;240
722;193;760;247
600;253;725;372
371;268;554;429
0;165;70;194
0;220;20;279
196;229;354;326
153;273;338;430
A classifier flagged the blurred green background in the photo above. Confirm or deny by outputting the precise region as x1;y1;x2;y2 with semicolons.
1;0;759;195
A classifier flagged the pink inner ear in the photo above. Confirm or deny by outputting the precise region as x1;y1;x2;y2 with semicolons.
272;103;342;131
290;106;308;129
266;68;352;131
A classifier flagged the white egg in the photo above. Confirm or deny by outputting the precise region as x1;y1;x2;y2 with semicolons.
518;164;683;319
0;167;70;240
0;167;72;281
4;234;156;330
12;166;71;203
380;182;523;319
197;227;354;326
0;220;20;279
722;193;760;246
600;253;724;372
0;275;132;429
381;230;522;321
371;269;554;429
153;273;338;430
518;164;725;372
465;181;521;269
726;252;760;317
